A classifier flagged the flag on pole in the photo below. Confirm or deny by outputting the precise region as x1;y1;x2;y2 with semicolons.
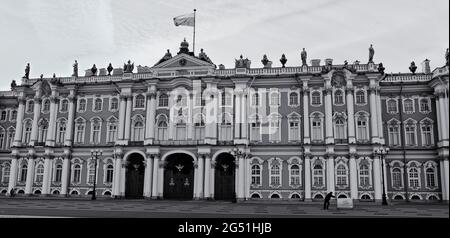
173;13;195;27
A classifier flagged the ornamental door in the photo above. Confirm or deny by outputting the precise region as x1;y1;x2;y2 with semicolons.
125;154;145;199
163;153;194;200
214;153;235;200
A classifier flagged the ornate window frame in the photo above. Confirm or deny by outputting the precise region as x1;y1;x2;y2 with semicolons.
1;162;11;184
287;112;301;142
0;126;5;150
268;113;282;143
131;114;145;142
0;110;7;122
269;191;282;199
268;157;283;189
354;88;367;106
419;117;434;147
287;156;302;188
37;118;49;143
335;157;349;189
59;98;69;113
106;116;118;143
56;118;67;145
17;158;28;184
250;90;261;107
26;99;34;114
355;111;370;142
41;98;50;114
333;88;345;106
77;97;87;113
423;161;438;190
34;159;45;185
10;109;17;122
269;88;280;107
386;97;399;114
52;157;63;184
357;157;373;189
133;93;146;110
389;160;405;189
406;160;422;190
249;113;262;142
89;117;103;144
387;118;401;147
250;157;264;188
218;112;233;141
22;119;33;144
74;117;86;144
157;92;169;108
402;97;415;114
311;156;326;189
333;112;347;141
404;118;418;146
92;96;104;113
86;158;100;186
156;114;169;141
109;96;119;112
288;88;300;107
310;89;322;107
70;158;83;185
310;111;324;142
102;158;114;185
418;97;431;114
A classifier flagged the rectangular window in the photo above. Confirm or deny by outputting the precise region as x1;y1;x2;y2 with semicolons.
289;121;300;141
388;126;400;146
405;126;416;146
108;124;117;143
251;122;261;141
422;125;432;146
0;133;4;149
88;166;96;184
312;120;322;141
269;121;280;142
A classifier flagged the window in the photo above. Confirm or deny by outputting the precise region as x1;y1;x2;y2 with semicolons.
38;119;48;143
334;90;344;105
27;100;34;113
6;128;14;149
23;120;32;144
75;118;85;144
420;119;433;146
78;99;86;112
356;116;368;141
54;163;62;182
420;98;430;113
403;99;414;113
132;117;144;141
60;99;68;112
219;114;232;141
0;129;4;149
35;163;44;183
91;118;101;144
110;98;119;111
135;95;145;109
289;92;299;106
19;163;27;182
94;98;103;111
252;93;259;106
72;164;81;183
88;163;96;184
392;168;403;188
42;99;50;113
0;111;6;121
405;122;416;146
388;124;400;146
251;165;261;186
311;91;321;105
425;168;436;188
408;167;420;189
355;91;365;104
10;110;17;121
57;119;67;144
312;118;323;141
359;164;370;187
269;118;281;142
157;117;168;141
107;118;117;143
106;164;114;183
158;94;168;107
194;115;205;140
290;164;301;186
334;118;346;140
222;92;231;106
387;99;398;113
270;92;280;106
270;161;281;187
336;164;348;186
175;119;186;140
1;164;10;183
288;119;300;141
250;116;261;141
313;164;324;187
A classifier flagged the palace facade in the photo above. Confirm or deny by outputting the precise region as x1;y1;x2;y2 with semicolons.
0;40;449;203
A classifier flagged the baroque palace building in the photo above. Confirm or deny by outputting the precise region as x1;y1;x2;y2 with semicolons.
0;40;448;203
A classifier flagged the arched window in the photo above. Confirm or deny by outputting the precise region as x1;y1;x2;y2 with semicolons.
388;121;401;146
420;119;433;146
134;95;145;109
106;164;114;183
110;98;119;111
1;164;10;183
91;118;101;144
251;165;261;186
270;193;280;199
252;93;259;106
0;111;6;121
0;128;5;149
403;99;414;113
94;98;103;111
158;94;168;107
408;167;420;189
392;168;403;188
250;116;261;141
72;164;81;184
394;195;404;200
107;117;117;143
387;99;398;113
87;162;96;184
335;118;346;140
194;114;205;140
291;193;301;199
75;118;86;144
70;190;79;195
334;90;344;105
78;98;86;112
355;91;365;104
405;120;417;146
420;98;430;113
27;100;34;113
132;118;144;141
35;163;44;183
269;160;281;187
290;164;301;186
56;119;67;144
219;113;232;141
52;190;60;195
311;91;321;105
157;117;168;141
11;110;17;121
360;194;371;200
314;194;324;199
425;168;436;188
6;128;15;149
251;193;261;199
359;164;370;187
42;99;50;113
104;191;112;196
356;115;368;141
312;117;322;141
60;99;68;112
270;92;279;106
23;120;32;144
38;119;48;143
336;164;348;186
313;164;324;187
54;163;63;183
289;92;299;106
411;195;421;200
19;163;27;182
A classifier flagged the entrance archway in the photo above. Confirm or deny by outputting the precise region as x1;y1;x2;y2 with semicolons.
125;153;145;199
214;153;235;200
164;153;195;200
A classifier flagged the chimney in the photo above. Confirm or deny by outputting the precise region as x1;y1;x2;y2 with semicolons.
421;59;431;74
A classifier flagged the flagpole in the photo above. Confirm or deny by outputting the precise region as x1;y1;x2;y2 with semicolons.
193;9;196;55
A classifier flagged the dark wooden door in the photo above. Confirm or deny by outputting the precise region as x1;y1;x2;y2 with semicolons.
214;155;235;200
125;156;145;198
164;155;194;200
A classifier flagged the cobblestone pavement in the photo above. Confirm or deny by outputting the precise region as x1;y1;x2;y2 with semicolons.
0;198;448;218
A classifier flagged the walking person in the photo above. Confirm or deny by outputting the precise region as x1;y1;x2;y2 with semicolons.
323;192;335;210
9;188;15;198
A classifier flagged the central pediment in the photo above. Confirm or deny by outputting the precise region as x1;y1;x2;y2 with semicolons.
152;53;215;70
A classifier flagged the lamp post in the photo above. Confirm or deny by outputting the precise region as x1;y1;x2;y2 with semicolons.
375;146;389;205
90;149;103;200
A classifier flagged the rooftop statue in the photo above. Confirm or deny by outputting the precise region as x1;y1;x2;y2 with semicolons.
10;80;16;90
280;54;287;68
107;63;114;76
24;63;30;79
235;55;251;68
368;44;374;63
198;48;213;64
261;54;269;66
301;48;307;66
72;60;78;77
409;61;417;74
378;63;385;74
123;60;134;73
91;64;98;75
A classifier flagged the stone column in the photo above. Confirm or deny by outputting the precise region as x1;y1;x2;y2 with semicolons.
443;158;449;201
373;155;382;201
119;157;126;196
303;87;310;144
349;154;358;200
143;154;153;198
124;95;132;141
29;97;42;146
376;90;384;144
145;88;157;145
438;91;449;141
369;87;379;143
64;94;76;146
61;156;70;196
327;154;335;193
112;154;122;197
346;87;356;144
204;155;211;199
238;156;245;200
234;89;242;140
7;156;18;195
304;155;311;200
13;97;26;147
25;156;35;195
436;96;443;142
158;159;164;198
324;88;334;144
46;94;59;147
42;155;52;195
117;95;127;141
196;156;204;199
241;93;248;139
152;155;159;199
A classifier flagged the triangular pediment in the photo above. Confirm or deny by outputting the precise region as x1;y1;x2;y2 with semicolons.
152;53;215;69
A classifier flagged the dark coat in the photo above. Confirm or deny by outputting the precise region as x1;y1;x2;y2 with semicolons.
324;192;335;201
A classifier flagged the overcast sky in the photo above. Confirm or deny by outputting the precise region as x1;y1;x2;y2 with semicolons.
0;0;448;91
